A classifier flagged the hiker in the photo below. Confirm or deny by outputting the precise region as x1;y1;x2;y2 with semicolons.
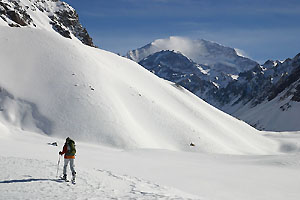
59;137;76;182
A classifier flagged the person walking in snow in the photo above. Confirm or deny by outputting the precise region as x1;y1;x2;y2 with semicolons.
59;137;76;183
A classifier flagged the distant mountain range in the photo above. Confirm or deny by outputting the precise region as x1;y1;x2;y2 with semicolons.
126;37;300;131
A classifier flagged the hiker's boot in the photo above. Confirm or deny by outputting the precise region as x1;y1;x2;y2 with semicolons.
61;174;67;180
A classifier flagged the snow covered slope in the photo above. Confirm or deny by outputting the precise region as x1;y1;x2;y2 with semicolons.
0;26;279;154
0;0;281;155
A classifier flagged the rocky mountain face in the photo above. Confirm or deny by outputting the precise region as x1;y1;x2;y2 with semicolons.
129;38;300;131
0;0;95;47
224;53;300;131
266;55;300;103
139;50;217;99
134;38;261;105
216;53;300;109
127;37;258;75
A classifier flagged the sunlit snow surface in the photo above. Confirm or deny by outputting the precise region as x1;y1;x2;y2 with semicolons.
1;128;300;200
0;27;279;155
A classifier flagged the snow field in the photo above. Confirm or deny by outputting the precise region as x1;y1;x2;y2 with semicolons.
0;157;200;200
1;129;300;200
0;130;201;200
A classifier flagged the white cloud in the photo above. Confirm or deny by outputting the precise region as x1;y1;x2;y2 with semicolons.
234;48;250;58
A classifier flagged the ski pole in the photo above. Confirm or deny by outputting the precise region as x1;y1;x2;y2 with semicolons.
56;155;61;178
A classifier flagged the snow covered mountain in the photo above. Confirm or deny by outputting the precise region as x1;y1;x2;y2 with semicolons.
0;0;279;155
221;54;300;131
127;37;300;131
0;0;94;46
126;36;258;76
138;50;218;98
132;38;259;107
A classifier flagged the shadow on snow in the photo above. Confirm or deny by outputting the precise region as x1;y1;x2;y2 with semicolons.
0;178;64;184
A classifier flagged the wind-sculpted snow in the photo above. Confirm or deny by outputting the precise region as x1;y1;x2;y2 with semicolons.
0;87;52;134
0;26;279;154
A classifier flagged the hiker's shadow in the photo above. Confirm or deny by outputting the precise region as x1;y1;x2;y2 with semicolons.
0;178;64;184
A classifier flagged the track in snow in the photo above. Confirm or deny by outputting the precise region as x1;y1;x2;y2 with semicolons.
0;156;201;200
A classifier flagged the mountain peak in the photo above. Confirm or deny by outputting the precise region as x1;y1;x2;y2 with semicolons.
126;36;258;75
0;0;95;47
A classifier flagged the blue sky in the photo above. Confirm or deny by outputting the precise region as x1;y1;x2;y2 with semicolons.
64;0;300;63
